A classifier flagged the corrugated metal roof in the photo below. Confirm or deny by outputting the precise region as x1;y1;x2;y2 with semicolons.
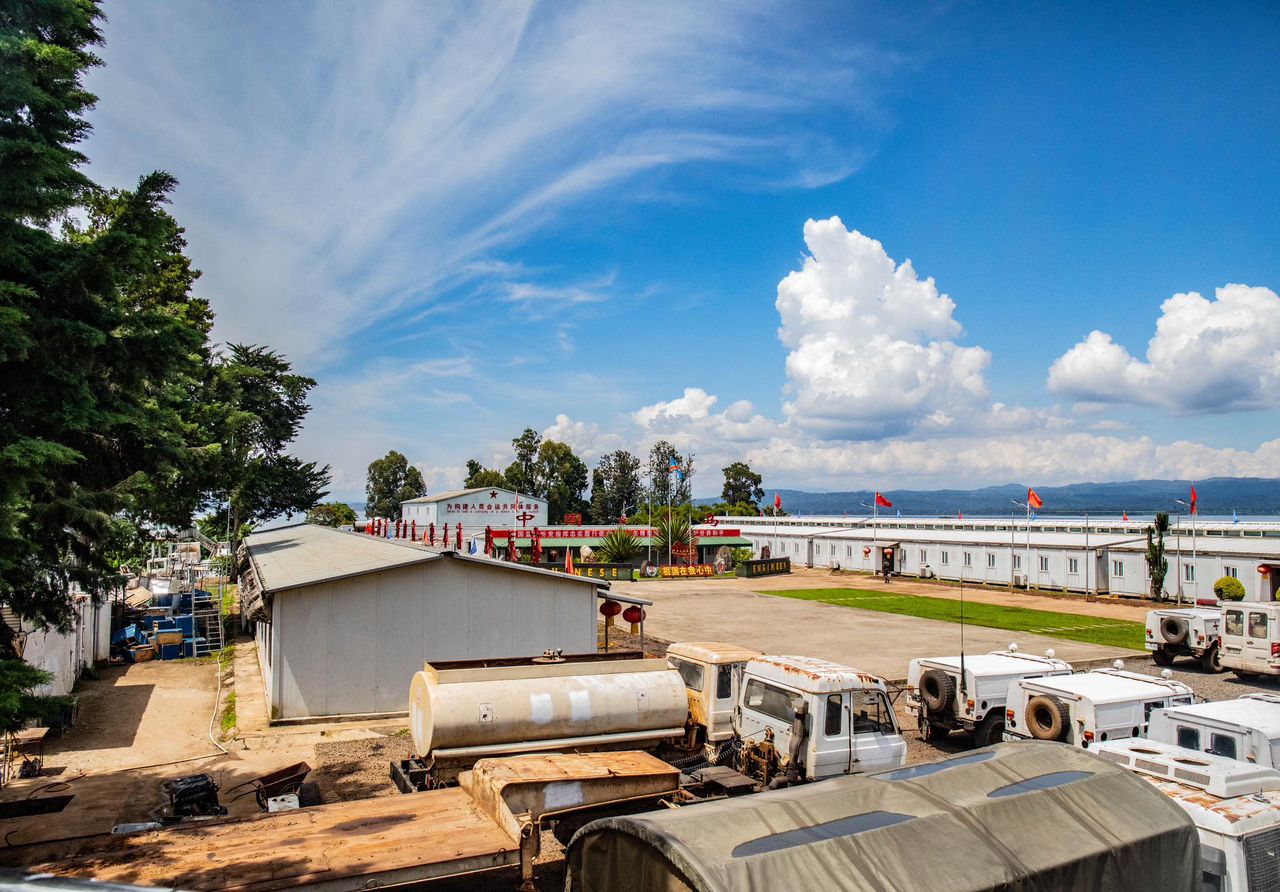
243;524;607;593
400;487;542;505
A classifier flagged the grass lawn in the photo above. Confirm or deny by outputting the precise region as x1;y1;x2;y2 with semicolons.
771;588;1145;650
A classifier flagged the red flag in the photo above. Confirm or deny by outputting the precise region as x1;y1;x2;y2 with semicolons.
565;548;575;575
875;492;893;508
774;492;782;510
1189;485;1198;516
1027;488;1043;510
1122;511;1129;521
958;511;963;520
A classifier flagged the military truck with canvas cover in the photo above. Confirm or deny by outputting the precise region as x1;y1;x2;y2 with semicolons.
906;646;1072;747
1147;693;1280;769
1003;666;1195;748
1096;738;1280;892
1145;605;1224;671
565;741;1201;892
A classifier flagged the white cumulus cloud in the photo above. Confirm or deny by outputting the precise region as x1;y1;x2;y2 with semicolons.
1048;284;1280;412
776;217;992;437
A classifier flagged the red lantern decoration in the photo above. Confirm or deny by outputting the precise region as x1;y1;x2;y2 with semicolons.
622;605;645;634
455;523;462;551
1260;565;1271;575
428;522;435;546
599;600;622;627
863;546;871;557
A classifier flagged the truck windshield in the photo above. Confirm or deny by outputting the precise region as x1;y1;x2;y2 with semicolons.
670;658;704;692
851;691;895;734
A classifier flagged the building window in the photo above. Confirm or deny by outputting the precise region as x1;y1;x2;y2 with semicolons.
1068;558;1079;574
963;552;972;567
987;553;996;568
941;551;949;565
920;549;928;564
1039;556;1049;572
1184;563;1195;582
1112;560;1124;577
847;545;853;557
1224;565;1237;578
1013;555;1022;570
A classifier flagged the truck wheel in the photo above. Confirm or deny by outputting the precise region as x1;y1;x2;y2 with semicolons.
1026;695;1070;741
1160;617;1188;645
975;713;1005;748
920;669;957;713
1200;647;1223;673
1151;649;1175;667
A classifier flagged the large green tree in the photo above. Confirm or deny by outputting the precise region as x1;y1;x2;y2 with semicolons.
537;440;588;523
504;428;542;496
307;501;356;528
365;450;426;519
208;345;330;562
463;458;507;489
721;461;763;508
589;450;641;524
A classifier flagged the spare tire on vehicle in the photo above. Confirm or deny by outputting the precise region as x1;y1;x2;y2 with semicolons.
1026;695;1070;741
1160;616;1188;644
920;669;957;713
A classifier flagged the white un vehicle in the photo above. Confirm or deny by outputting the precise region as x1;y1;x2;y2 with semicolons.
1097;738;1280;892
1220;601;1280;680
906;645;1072;747
1147;692;1280;769
1003;664;1195;748
1145;604;1224;672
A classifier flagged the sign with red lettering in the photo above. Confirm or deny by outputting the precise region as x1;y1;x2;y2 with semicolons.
563;513;583;526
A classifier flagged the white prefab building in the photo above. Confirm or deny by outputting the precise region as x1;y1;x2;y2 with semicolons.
240;524;606;721
3;593;111;697
730;515;1280;601
398;488;548;540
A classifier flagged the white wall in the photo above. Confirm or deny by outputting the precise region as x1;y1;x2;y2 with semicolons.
268;560;597;720
20;595;110;697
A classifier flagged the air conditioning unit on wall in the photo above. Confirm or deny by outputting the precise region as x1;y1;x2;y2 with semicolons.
1013;574;1027;587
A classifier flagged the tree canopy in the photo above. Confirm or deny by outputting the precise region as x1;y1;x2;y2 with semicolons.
538;440;588;523
590;450;641;524
464;459;507;489
307;501;357;528
504;428;541;495
721;461;764;508
366;451;426;519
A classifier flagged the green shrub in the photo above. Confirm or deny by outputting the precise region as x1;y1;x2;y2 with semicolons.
1213;576;1246;601
597;527;642;564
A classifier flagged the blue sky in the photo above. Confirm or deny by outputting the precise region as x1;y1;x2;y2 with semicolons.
82;1;1280;499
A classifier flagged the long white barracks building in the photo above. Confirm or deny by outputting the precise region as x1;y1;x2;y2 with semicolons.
729;515;1280;602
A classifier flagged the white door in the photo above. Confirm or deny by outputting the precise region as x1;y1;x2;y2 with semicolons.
1221;607;1247;663
847;689;905;773
738;677;798;755
1245;609;1272;666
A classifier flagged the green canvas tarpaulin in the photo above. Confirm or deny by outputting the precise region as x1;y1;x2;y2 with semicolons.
566;741;1200;892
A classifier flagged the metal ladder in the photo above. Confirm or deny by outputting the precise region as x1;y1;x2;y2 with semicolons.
192;591;225;657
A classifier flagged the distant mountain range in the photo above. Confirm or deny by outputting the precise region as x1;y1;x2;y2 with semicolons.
728;478;1280;517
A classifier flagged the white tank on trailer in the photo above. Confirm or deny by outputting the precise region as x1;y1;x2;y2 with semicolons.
409;657;689;765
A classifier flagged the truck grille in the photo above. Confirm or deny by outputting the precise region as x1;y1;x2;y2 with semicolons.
1245;826;1280;891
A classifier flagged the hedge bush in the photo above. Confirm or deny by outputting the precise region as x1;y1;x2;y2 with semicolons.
1213;576;1246;601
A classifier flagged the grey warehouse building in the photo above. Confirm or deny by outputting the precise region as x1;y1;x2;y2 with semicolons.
239;524;610;721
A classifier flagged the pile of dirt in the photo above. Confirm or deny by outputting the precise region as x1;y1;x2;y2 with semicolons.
309;732;413;802
597;621;670;657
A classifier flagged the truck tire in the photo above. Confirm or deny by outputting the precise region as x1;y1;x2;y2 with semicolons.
1160;616;1188;645
975;712;1005;748
920;717;949;743
1151;648;1175;667
920;669;956;713
1200;646;1223;673
1026;695;1070;741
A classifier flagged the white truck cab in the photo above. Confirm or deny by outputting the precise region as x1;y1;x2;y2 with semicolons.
906;646;1073;747
734;655;906;784
666;642;762;759
1220;601;1280;679
1003;665;1195;748
1145;605;1224;672
1095;738;1280;892
1147;693;1280;768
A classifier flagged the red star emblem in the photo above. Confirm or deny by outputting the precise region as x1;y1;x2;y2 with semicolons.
489;490;499;499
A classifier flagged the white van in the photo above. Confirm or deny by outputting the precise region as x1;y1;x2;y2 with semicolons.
906;647;1072;747
1147;693;1280;768
1003;666;1195;748
735;655;907;782
1219;601;1280;679
666;641;762;759
1145;605;1223;671
1095;738;1280;892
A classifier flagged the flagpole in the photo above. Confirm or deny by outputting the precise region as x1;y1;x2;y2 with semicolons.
1025;502;1031;590
1084;511;1090;599
872;495;878;578
1191;497;1198;602
666;464;671;567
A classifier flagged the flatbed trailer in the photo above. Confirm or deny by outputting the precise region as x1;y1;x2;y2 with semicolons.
0;752;679;892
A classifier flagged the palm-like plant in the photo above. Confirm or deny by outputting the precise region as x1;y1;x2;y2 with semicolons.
597;527;642;564
655;513;694;561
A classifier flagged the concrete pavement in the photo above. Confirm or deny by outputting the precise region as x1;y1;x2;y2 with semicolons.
610;569;1143;680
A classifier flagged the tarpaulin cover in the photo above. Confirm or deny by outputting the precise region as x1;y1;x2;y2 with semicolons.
565;741;1199;892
